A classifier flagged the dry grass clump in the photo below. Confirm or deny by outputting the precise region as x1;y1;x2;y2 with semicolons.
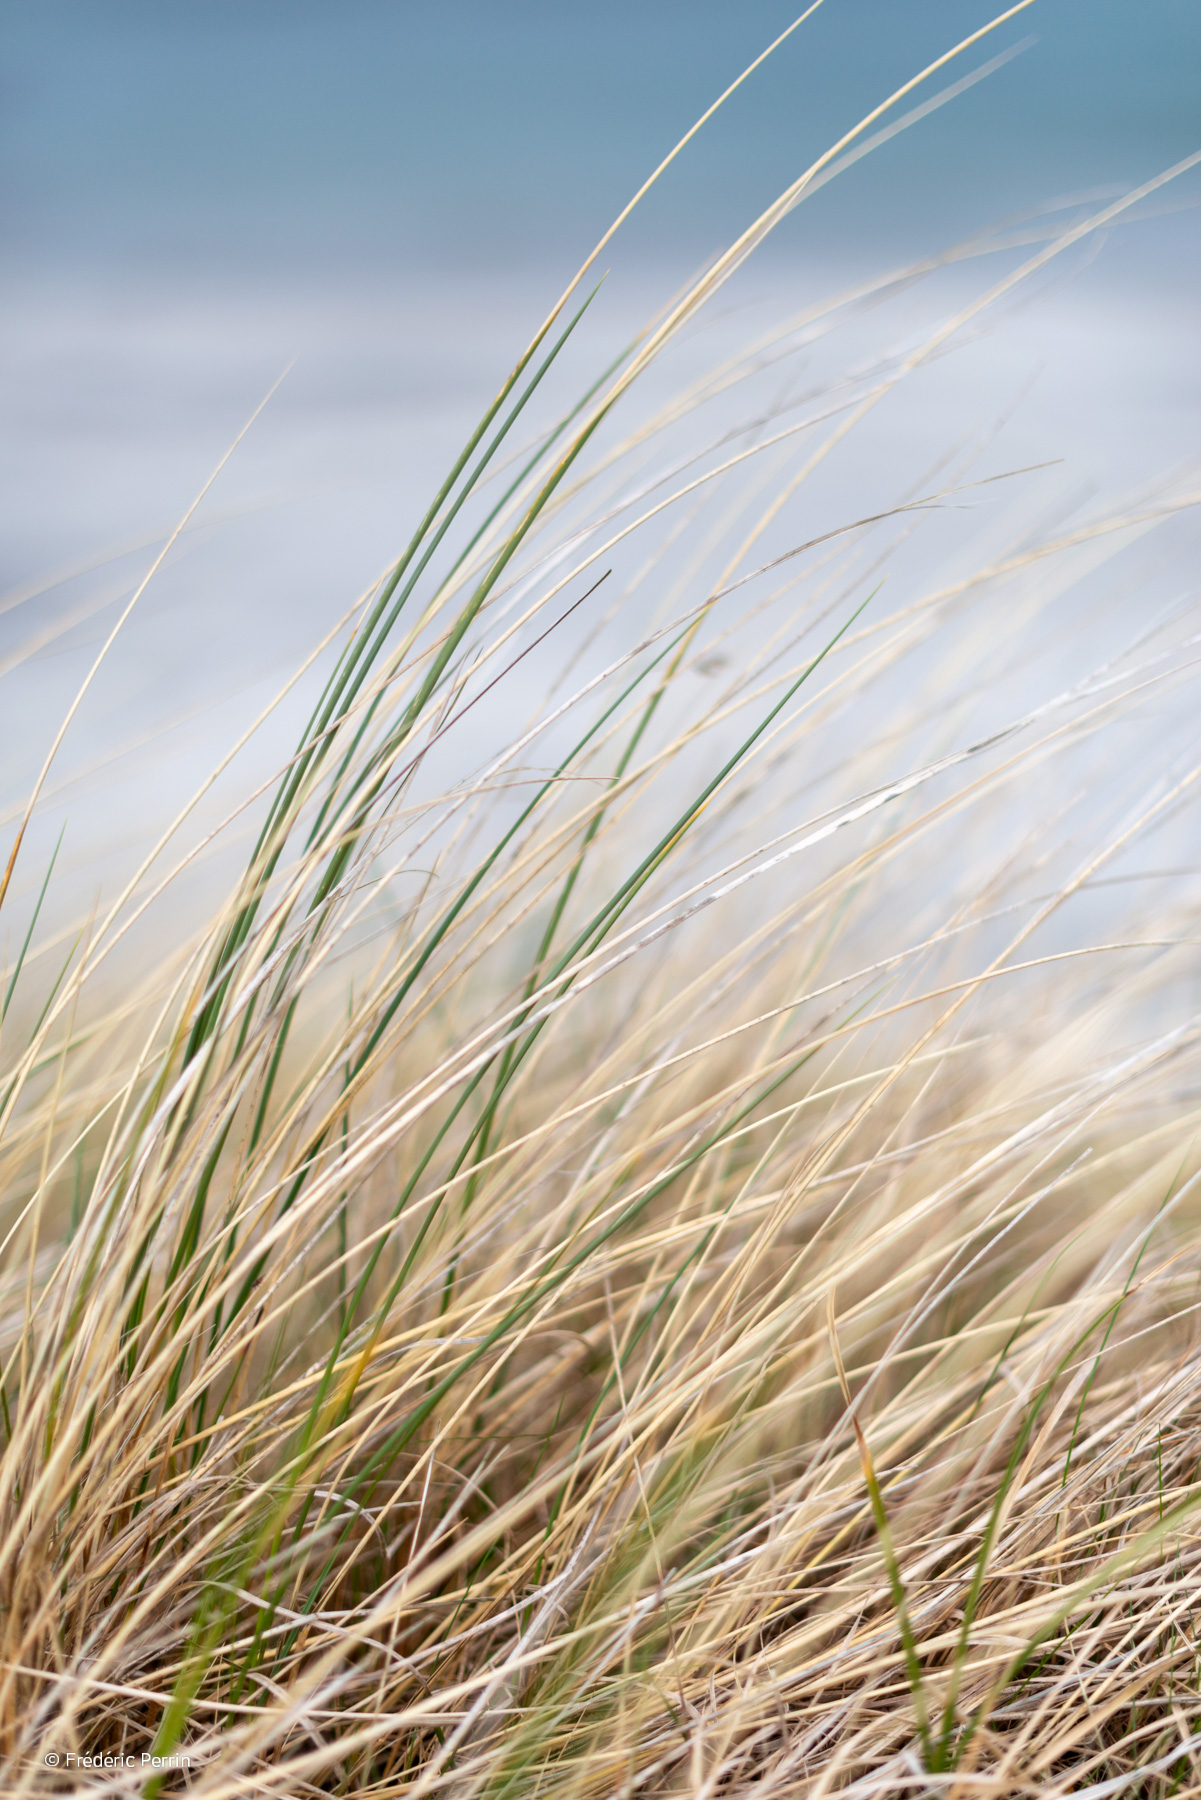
1;13;1200;1796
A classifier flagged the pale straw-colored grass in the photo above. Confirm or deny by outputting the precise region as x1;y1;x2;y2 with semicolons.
2;9;1200;1796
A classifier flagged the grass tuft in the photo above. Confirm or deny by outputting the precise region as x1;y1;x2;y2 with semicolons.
1;13;1200;1795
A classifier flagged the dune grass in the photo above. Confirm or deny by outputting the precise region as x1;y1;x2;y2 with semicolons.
2;12;1201;1796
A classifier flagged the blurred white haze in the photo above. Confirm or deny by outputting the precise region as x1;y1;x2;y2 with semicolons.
1;0;1198;977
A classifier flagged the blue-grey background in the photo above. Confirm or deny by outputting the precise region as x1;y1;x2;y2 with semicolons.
1;0;1198;921
5;1;1199;276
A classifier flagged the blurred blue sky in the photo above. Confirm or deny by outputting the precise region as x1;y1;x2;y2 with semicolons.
4;0;1199;278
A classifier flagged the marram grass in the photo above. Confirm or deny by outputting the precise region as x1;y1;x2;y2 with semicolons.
3;16;1201;1798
